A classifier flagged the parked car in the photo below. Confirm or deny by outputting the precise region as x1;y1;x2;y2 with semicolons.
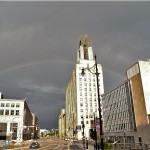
29;142;40;149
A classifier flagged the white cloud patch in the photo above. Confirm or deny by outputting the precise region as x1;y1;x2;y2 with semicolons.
16;79;64;95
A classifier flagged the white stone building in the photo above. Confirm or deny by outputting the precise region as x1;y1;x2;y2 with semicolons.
0;94;34;142
65;35;104;140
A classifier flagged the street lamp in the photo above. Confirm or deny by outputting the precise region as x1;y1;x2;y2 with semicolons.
82;117;85;148
81;54;104;150
93;112;98;150
72;112;75;139
123;132;126;147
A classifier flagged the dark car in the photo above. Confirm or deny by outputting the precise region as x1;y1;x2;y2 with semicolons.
29;142;40;149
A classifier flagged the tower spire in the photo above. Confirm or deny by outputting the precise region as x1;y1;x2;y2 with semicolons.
79;34;90;48
77;34;94;62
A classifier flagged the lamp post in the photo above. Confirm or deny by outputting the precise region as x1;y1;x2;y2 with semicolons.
93;112;98;150
81;54;104;150
123;132;126;147
82;117;85;148
72;112;75;139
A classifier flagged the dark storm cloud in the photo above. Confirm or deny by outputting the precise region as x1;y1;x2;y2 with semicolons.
0;1;150;129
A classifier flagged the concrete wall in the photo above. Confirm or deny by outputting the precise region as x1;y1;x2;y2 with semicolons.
130;73;150;144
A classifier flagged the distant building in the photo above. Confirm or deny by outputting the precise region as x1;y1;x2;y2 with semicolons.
65;35;104;140
102;60;150;144
0;94;37;142
40;129;49;137
32;113;40;138
58;109;66;138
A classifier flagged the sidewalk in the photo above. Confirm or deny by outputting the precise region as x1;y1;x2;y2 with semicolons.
77;140;94;150
1;140;31;150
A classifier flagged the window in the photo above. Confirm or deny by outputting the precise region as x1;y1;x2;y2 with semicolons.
6;103;10;107
10;110;14;115
0;110;4;115
1;103;5;107
16;103;20;108
16;110;19;115
5;110;9;115
80;98;83;101
80;103;83;107
11;103;15;107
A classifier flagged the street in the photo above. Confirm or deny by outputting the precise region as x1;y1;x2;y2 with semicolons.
5;137;88;150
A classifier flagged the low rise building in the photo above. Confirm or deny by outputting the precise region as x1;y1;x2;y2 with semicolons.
102;60;150;144
0;94;37;142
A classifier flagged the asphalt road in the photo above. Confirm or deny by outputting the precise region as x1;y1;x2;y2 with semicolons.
6;137;86;150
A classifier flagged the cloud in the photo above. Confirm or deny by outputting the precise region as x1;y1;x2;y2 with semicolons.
0;1;150;129
22;83;64;95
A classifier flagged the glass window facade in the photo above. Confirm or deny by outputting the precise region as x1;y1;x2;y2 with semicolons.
102;80;136;133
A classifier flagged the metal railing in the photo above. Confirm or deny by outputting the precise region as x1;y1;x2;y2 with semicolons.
111;142;147;150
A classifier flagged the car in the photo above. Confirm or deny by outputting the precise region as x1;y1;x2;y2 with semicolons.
29;142;40;149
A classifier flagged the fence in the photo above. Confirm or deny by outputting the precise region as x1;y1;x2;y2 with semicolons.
111;142;150;150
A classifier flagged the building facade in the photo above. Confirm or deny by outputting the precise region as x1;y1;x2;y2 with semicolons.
65;35;104;140
102;60;150;144
0;94;35;142
58;109;66;138
32;113;40;139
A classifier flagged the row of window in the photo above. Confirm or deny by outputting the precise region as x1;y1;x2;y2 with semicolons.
105;122;135;132
79;77;96;82
0;103;20;108
103;105;131;117
80;92;97;96
79;87;97;91
79;82;96;87
0;109;20;115
79;72;96;77
102;82;129;102
80;98;97;101
80;103;97;107
80;108;97;113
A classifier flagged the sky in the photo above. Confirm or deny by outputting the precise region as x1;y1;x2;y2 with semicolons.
0;1;150;130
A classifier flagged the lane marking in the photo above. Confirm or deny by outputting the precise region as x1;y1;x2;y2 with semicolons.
53;145;60;150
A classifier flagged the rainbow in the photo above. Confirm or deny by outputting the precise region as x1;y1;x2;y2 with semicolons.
0;59;73;75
